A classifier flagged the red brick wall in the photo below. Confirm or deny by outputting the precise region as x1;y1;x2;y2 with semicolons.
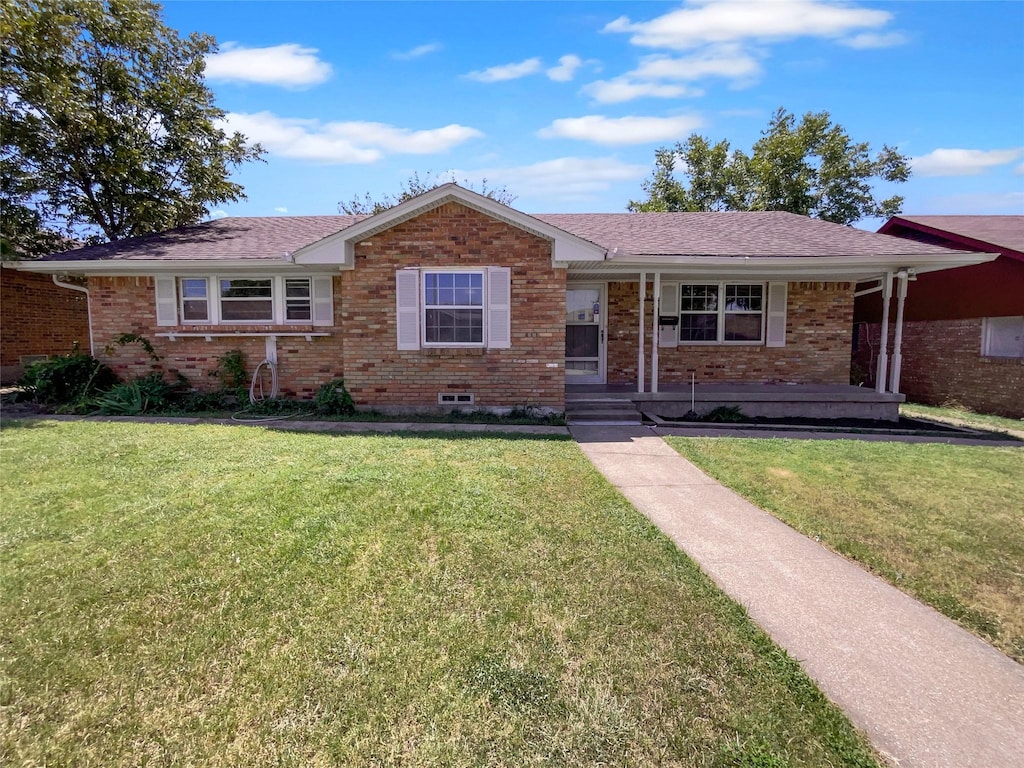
84;203;566;409
1;268;90;382
853;319;1024;418
88;275;346;399
607;281;854;386
340;202;565;409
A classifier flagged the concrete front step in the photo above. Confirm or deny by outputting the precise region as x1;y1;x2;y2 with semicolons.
565;401;642;425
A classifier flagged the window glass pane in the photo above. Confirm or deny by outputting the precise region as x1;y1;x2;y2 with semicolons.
181;278;207;298
566;288;600;323
725;284;763;312
221;300;273;321
285;278;310;298
681;284;718;312
425;308;483;343
182;299;208;321
285;278;312;321
565;325;599;357
724;313;763;341
681;313;718;341
984;316;1024;358
220;279;271;298
424;272;483;307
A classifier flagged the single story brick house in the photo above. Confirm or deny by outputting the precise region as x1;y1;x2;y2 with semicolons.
12;185;993;420
854;215;1023;418
0;264;90;384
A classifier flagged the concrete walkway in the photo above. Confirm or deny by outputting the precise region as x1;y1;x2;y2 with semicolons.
572;424;1024;768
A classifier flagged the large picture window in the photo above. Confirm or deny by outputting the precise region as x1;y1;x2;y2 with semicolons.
982;316;1024;358
172;276;319;326
680;283;764;344
422;271;484;345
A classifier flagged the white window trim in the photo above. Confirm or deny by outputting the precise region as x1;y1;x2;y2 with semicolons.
679;282;766;346
420;268;487;348
176;276;315;326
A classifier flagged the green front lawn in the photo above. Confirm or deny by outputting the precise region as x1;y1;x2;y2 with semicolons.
665;437;1024;662
0;421;879;767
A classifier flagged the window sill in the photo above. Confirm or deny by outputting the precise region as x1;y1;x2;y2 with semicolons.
422;347;487;357
156;329;330;342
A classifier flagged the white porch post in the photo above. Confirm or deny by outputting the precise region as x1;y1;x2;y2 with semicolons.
652;272;661;393
637;272;646;393
875;271;893;394
889;271;909;395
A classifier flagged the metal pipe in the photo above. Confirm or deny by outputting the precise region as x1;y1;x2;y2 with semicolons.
52;274;94;356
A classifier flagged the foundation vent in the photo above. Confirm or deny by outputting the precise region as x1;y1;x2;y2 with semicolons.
438;392;475;405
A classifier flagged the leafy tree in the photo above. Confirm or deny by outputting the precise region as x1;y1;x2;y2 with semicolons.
629;108;910;225
0;0;263;257
339;171;516;215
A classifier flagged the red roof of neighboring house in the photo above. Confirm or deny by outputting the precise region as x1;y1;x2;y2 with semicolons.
877;215;1024;261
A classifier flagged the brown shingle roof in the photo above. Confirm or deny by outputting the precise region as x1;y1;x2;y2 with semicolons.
43;216;360;262
535;211;972;258
885;215;1024;254
41;209;973;263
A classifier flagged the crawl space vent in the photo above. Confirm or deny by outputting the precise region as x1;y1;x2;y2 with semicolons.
438;392;475;405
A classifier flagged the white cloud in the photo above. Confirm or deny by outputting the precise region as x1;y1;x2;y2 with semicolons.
583;78;698;104
538;115;703;146
464;57;543;82
629;47;761;82
604;0;892;50
208;210;228;220
205;43;332;88
453;157;650;201
221;111;483;164
911;148;1024;177
274;207;288;213
547;54;584;82
840;31;908;49
392;43;442;61
1016;162;1024;176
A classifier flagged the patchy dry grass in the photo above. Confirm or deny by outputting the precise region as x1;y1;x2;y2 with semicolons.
0;420;882;767
901;403;1024;438
666;437;1024;662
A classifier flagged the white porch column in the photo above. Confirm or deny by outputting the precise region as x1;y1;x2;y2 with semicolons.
875;271;893;394
652;272;661;393
889;271;909;395
637;272;646;393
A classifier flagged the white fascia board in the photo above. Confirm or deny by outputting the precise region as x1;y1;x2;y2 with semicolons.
293;183;606;267
9;258;324;276
570;251;998;281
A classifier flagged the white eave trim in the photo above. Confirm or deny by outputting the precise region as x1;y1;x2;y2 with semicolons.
8;258;325;276
566;251;999;281
292;183;607;268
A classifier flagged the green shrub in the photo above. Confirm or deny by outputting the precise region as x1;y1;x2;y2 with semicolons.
17;349;118;408
94;373;176;416
314;379;355;415
705;405;747;423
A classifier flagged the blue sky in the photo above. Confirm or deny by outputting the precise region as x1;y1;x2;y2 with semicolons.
163;0;1024;230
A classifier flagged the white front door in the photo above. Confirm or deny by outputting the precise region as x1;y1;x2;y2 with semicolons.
565;283;606;384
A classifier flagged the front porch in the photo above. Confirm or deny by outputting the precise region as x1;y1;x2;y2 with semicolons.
566;382;904;422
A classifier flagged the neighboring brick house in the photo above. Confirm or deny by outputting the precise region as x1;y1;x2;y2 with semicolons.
0;265;90;383
853;215;1023;418
11;185;991;417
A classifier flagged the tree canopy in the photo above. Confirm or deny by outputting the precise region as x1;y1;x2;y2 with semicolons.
628;108;910;226
1;0;263;257
339;172;516;216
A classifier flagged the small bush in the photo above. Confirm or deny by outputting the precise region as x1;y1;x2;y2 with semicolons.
94;373;177;416
18;349;119;408
704;405;747;423
314;379;355;416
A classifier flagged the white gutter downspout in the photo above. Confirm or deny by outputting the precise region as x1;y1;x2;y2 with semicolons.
637;272;646;393
875;271;893;394
651;272;661;394
52;274;94;356
889;270;909;395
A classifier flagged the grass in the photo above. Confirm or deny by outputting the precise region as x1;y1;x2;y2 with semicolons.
0;420;881;767
664;437;1024;662
901;403;1024;437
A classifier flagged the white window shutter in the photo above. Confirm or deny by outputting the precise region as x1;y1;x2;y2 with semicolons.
486;267;512;349
155;276;178;326
659;281;679;347
311;276;334;326
766;282;788;347
395;269;420;350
